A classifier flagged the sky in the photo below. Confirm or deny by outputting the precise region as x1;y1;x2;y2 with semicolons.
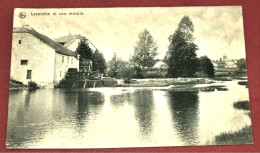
13;7;246;61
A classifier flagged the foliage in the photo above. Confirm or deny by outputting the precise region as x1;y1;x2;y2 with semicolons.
134;66;145;79
215;125;252;145
236;58;247;72
107;53;126;78
28;81;39;89
165;16;199;78
92;50;107;74
145;71;165;78
10;79;24;85
76;39;93;60
131;29;158;70
233;100;250;110
119;62;135;82
198;56;215;78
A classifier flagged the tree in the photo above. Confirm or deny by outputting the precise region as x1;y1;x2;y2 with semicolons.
76;39;93;60
165;16;199;78
131;29;158;70
236;58;247;72
118;62;135;83
92;50;107;74
107;53;126;78
198;56;215;78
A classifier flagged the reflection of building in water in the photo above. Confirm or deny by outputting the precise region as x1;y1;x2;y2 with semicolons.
11;25;79;87
168;91;199;145
7;90;42;148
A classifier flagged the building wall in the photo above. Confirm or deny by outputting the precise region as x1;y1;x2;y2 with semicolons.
53;53;79;85
10;32;55;87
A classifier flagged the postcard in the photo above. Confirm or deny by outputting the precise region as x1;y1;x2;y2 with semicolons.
7;7;252;148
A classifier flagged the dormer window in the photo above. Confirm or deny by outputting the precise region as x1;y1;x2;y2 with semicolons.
59;42;65;45
18;40;22;44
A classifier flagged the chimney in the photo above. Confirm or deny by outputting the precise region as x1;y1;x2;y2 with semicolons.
22;25;34;30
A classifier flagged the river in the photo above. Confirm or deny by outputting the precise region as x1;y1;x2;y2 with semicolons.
6;80;251;148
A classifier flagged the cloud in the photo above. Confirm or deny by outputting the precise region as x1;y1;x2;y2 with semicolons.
14;7;246;61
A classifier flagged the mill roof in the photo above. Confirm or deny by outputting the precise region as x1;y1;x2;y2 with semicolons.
13;25;76;57
54;34;85;47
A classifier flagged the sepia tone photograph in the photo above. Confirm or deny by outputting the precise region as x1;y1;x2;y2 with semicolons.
7;7;251;148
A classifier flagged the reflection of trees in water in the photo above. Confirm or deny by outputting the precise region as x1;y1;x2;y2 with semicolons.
132;90;154;137
75;91;104;131
133;90;156;140
110;91;132;107
168;91;199;145
110;89;155;141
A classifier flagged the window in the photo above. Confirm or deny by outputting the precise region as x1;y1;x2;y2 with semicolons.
67;57;69;64
21;60;28;65
71;58;73;64
18;40;21;44
62;56;64;63
59;42;65;45
26;70;32;79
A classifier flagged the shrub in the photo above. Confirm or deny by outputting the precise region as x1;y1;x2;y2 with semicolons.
145;71;165;78
28;81;39;89
233;101;250;110
10;79;24;85
238;81;248;86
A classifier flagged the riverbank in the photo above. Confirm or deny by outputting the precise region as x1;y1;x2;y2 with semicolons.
9;75;248;90
215;125;252;145
9;80;30;90
115;78;214;87
215;100;252;145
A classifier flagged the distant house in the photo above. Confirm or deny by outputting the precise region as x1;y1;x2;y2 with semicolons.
212;54;240;76
54;34;99;71
54;34;98;53
11;25;79;87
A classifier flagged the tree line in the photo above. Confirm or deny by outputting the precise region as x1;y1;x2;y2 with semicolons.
76;16;244;81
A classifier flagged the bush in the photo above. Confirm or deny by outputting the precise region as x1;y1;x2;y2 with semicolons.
28;81;39;89
198;56;215;78
238;81;248;86
10;79;24;85
233;101;250;110
145;71;165;78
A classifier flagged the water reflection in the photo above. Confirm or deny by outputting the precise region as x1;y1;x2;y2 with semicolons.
132;90;154;141
7;90;47;148
75;91;104;130
110;90;155;141
7;81;251;148
168;91;199;145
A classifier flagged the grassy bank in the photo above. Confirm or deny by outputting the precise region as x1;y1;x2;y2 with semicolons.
116;78;213;87
9;79;29;90
214;100;252;145
233;101;250;111
9;79;39;90
215;125;252;145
